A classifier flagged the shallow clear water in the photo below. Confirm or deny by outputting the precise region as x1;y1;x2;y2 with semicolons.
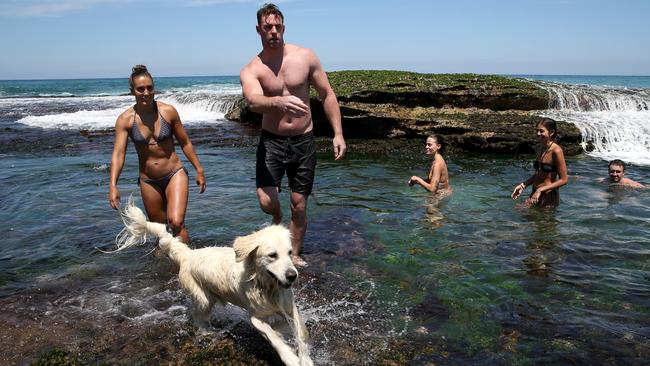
1;75;650;364
2;140;649;364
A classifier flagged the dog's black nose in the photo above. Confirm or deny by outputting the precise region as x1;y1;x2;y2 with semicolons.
285;269;297;283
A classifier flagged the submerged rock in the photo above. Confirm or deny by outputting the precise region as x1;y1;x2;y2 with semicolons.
225;70;583;155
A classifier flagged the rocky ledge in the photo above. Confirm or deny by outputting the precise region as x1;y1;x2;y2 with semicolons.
226;70;583;155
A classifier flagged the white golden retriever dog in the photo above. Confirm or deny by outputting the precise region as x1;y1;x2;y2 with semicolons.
114;201;313;366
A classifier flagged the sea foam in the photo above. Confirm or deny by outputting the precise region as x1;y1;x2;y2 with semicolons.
14;90;238;130
537;81;650;166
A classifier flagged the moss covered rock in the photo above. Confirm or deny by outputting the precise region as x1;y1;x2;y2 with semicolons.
225;70;583;155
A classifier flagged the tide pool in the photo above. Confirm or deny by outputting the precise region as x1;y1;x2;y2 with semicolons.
1;75;649;364
1;140;649;364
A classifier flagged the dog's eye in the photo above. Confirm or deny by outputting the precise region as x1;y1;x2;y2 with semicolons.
288;250;292;256
269;252;278;259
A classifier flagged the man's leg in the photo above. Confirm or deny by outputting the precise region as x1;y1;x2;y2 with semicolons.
257;186;282;225
285;132;316;268
289;191;308;267
256;132;284;225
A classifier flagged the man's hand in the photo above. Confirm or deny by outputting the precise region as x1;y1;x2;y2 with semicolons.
333;134;346;160
276;95;309;117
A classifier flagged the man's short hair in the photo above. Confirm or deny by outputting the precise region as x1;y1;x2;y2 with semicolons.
257;3;284;25
609;159;626;171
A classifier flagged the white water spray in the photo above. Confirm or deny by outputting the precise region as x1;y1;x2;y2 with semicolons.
536;81;650;165
14;90;241;130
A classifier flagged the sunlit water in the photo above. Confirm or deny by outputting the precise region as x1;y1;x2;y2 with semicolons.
2;142;649;364
1;76;649;364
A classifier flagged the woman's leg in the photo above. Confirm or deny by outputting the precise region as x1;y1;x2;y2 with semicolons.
165;169;190;243
140;180;167;224
538;189;560;208
525;189;559;208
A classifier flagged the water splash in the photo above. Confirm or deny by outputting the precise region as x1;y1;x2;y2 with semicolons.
159;91;241;119
538;81;650;111
295;276;410;365
12;91;240;130
536;81;650;166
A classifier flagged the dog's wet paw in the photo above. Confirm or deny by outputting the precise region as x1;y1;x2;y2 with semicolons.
299;357;314;366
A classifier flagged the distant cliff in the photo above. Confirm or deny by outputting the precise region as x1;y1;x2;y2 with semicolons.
226;70;583;155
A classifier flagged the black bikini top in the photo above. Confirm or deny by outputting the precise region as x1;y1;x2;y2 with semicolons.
533;142;556;173
129;103;173;146
533;160;557;173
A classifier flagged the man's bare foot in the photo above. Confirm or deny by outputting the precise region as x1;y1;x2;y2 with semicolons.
292;255;308;268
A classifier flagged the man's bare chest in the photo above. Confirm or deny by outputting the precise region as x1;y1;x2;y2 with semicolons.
259;60;310;94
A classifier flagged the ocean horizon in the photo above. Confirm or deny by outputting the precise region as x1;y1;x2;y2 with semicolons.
3;73;650;85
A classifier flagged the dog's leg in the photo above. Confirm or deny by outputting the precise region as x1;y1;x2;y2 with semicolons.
251;316;301;366
278;294;313;366
179;270;213;327
286;303;313;366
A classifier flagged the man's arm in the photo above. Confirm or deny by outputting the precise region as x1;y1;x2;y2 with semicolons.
308;50;346;160
240;63;309;117
624;178;645;188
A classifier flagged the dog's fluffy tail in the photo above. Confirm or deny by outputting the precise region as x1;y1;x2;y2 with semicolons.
115;198;189;264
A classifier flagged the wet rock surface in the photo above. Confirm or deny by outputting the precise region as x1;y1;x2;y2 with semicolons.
0;216;413;366
3;183;649;365
225;71;583;155
0;269;423;366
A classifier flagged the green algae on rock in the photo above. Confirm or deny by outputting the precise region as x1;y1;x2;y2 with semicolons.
226;70;583;155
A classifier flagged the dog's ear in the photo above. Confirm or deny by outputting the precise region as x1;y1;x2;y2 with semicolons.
234;232;259;262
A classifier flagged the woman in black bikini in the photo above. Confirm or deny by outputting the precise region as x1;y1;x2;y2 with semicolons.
109;65;205;243
511;118;568;208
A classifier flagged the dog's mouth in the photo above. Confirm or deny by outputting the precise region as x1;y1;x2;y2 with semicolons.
267;270;293;288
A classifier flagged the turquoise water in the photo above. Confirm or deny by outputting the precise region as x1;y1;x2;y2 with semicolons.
0;76;240;97
1;75;650;364
2;143;649;364
514;74;650;89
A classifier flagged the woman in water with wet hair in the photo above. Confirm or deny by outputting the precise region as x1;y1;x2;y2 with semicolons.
409;134;452;196
109;65;205;243
511;118;568;208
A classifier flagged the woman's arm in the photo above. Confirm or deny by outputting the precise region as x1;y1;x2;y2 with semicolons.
167;105;206;193
410;158;442;193
512;173;536;199
108;115;129;209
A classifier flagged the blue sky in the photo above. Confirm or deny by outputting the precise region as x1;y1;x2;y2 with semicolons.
1;0;648;79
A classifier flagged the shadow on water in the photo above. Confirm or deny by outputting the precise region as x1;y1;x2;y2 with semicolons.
521;209;560;281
